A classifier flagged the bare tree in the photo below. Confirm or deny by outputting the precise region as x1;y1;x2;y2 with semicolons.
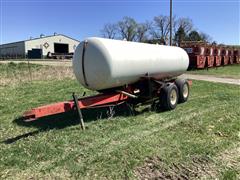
100;16;215;44
101;23;118;39
118;16;138;41
151;15;170;44
171;15;177;34
135;21;152;42
176;17;193;34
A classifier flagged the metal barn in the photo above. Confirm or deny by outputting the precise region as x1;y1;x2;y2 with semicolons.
0;34;80;59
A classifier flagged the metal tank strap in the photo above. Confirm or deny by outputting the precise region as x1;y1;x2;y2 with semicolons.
82;40;89;87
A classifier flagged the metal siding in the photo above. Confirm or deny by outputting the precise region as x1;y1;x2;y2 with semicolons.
25;35;79;56
0;41;25;58
0;35;79;58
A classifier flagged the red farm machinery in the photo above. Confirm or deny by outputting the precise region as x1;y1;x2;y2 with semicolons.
181;42;240;69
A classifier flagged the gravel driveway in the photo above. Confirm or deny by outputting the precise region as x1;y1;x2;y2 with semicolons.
180;74;240;85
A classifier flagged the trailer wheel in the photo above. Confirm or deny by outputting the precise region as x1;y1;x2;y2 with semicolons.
160;83;179;110
175;79;189;103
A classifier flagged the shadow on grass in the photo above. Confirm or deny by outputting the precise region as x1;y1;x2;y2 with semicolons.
2;103;141;144
2;101;165;144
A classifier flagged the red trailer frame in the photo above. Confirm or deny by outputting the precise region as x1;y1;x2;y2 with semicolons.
23;92;129;122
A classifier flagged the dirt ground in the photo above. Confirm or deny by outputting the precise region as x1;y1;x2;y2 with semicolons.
135;144;240;179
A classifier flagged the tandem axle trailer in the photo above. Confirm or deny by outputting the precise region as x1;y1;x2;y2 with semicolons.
23;78;191;129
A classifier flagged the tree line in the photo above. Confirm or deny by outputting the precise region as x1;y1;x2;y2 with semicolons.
100;16;213;46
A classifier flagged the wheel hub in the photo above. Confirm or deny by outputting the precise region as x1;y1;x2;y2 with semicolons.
170;89;177;105
183;84;189;98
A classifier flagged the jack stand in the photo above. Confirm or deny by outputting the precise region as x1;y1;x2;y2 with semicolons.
72;93;85;130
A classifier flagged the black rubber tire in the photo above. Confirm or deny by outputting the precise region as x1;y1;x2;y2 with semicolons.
159;83;179;111
175;79;189;103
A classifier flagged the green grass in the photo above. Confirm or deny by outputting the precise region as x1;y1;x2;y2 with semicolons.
0;61;42;77
0;63;240;179
188;64;240;79
221;169;238;180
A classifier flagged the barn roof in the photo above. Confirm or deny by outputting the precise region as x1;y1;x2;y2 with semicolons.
0;34;80;46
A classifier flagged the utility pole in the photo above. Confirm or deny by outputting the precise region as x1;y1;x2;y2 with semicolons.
170;0;172;46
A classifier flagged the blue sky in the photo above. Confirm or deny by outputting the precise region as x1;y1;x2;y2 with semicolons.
0;0;239;45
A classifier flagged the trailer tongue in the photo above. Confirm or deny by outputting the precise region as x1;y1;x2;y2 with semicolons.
23;92;129;122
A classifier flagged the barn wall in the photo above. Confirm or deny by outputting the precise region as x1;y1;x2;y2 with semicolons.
25;35;80;57
0;41;25;58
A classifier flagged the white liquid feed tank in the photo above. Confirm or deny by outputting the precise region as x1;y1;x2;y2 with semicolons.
73;37;189;91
